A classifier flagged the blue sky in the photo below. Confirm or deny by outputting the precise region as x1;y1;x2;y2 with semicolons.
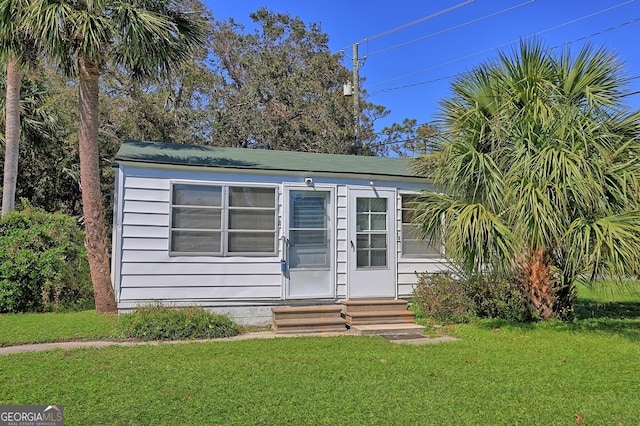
204;0;640;133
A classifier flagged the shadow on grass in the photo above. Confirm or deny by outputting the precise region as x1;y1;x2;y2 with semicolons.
478;299;640;342
574;299;640;320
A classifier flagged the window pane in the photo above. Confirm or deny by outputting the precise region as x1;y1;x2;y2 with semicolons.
290;192;327;228
291;230;326;246
289;247;330;269
173;184;221;206
356;234;368;249
356;198;368;212
172;208;221;229
401;224;442;257
228;210;275;230
370;250;387;267
402;224;419;239
228;232;275;253
356;250;369;267
370;213;386;230
401;195;443;257
229;187;275;207
171;231;221;253
370;234;386;248
370;198;386;212
402;208;417;223
356;213;369;231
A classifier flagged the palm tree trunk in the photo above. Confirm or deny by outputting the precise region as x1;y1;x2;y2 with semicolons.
515;248;556;319
78;56;117;314
2;57;22;216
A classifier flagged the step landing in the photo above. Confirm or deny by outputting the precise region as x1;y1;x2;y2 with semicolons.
349;323;425;336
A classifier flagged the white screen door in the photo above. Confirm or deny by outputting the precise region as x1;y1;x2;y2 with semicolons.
348;189;396;298
285;189;334;298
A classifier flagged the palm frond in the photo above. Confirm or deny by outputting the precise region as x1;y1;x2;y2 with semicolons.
565;212;640;278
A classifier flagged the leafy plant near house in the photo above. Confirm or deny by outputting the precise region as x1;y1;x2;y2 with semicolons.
414;40;640;320
0;203;93;312
412;272;530;324
412;272;475;324
118;304;240;341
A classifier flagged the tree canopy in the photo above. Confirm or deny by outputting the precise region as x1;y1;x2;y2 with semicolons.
207;8;385;153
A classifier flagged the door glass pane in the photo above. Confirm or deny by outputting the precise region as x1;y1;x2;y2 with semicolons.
356;213;369;231
370;198;386;212
370;234;386;248
289;191;330;269
291;193;326;227
370;213;386;230
356;250;369;268
356;234;368;249
291;230;326;246
370;250;387;267
355;197;388;268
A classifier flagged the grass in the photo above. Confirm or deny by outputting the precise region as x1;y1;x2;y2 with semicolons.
0;310;119;347
0;282;639;425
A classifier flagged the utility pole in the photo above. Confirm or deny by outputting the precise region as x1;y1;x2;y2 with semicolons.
352;43;360;154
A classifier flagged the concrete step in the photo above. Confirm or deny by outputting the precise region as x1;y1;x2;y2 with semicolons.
273;317;347;334
350;323;425;336
272;305;343;321
344;309;415;325
272;305;346;334
342;299;409;312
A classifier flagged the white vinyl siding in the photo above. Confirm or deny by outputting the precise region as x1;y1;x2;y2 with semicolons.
170;183;277;256
111;158;450;322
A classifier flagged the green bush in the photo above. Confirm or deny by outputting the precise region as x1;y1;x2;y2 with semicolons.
412;272;475;324
466;274;531;322
0;205;93;313
118;304;241;341
412;272;531;324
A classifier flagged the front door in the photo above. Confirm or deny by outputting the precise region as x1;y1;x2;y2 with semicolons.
285;188;334;299
348;188;396;298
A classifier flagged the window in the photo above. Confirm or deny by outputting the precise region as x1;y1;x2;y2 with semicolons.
170;184;277;255
288;190;330;269
356;197;388;268
401;194;442;258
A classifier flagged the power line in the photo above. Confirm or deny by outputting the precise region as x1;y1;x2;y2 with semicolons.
340;0;474;51
368;0;636;89
550;16;640;49
365;0;535;58
368;17;640;97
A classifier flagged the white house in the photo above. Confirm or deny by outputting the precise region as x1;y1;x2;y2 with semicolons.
111;139;447;325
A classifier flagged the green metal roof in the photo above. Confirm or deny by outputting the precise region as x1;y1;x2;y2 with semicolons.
115;139;419;179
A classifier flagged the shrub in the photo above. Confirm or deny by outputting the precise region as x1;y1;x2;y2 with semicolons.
118;304;241;341
412;272;475;324
466;274;531;322
0;204;93;313
412;272;531;324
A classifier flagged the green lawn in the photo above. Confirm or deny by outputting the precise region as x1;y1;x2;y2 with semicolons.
0;310;119;347
1;283;639;425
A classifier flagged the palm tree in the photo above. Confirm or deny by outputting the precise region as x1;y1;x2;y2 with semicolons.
415;40;640;319
0;0;38;215
24;0;207;313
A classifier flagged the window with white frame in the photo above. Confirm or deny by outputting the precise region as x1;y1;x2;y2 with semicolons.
170;183;277;255
401;194;442;257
